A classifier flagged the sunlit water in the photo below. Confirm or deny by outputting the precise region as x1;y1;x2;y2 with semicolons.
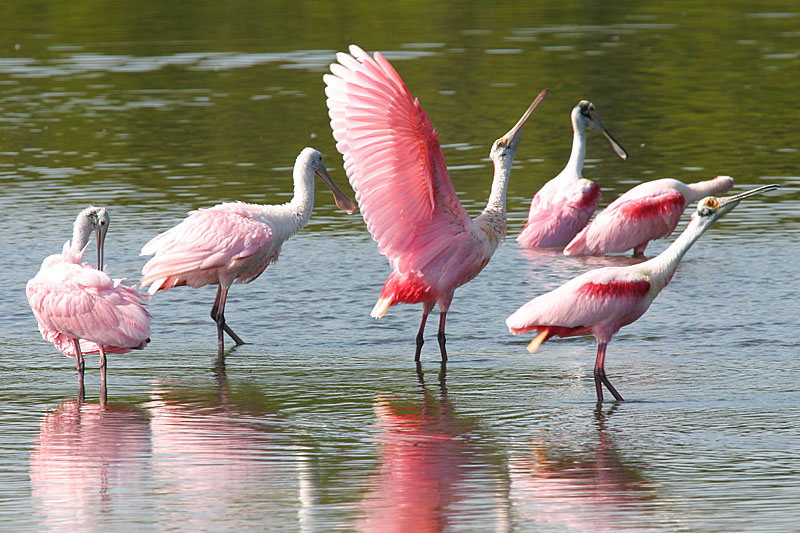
1;1;799;531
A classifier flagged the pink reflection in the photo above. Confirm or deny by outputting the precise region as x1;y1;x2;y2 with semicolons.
357;367;508;531
144;377;307;527
29;399;151;529
509;408;654;530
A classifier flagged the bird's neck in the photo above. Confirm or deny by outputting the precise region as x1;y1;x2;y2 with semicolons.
685;179;731;203
564;123;587;177
477;153;514;241
254;152;317;239
644;215;708;288
70;211;94;255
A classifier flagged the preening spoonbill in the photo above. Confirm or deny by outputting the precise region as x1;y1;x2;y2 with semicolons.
325;44;547;361
517;100;627;249
507;184;779;402
26;206;151;386
564;176;735;257
140;147;356;355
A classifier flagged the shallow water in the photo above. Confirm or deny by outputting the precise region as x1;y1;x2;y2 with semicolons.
2;1;800;531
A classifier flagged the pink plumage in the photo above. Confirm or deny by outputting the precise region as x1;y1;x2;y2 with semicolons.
325;44;546;361
27;241;151;375
564;176;734;257
140;147;356;354
509;184;779;401
517;100;627;249
141;202;279;294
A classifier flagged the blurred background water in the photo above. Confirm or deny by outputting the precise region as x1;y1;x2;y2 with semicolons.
1;0;799;531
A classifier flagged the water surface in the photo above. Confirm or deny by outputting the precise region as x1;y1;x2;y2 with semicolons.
1;1;799;531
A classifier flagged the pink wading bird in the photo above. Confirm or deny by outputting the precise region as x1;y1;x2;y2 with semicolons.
26;207;151;386
564;176;735;257
507;184;779;402
140;147;357;355
517;100;627;248
325;44;548;361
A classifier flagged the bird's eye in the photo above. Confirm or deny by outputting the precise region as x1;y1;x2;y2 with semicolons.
497;140;504;148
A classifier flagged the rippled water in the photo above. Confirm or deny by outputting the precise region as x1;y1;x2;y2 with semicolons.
2;1;799;531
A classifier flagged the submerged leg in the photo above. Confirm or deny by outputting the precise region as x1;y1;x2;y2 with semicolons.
594;342;624;402
437;311;448;362
211;284;245;355
415;302;435;362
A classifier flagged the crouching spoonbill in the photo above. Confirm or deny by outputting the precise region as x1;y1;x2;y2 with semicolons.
564;175;735;257
325;44;547;362
517;100;627;249
507;184;779;402
26;206;151;387
140;147;357;355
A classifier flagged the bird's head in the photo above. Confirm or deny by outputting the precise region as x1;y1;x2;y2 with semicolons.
82;206;109;269
490;89;548;164
574;100;628;160
307;149;357;215
692;183;780;229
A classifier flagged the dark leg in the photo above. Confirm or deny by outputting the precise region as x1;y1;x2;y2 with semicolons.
414;302;434;361
211;285;245;355
74;339;85;381
594;342;624;402
437;311;448;362
99;345;107;385
632;242;648;257
74;339;85;402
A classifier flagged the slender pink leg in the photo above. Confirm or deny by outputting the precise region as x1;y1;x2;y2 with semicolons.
594;342;624;402
437;311;448;362
415;302;435;361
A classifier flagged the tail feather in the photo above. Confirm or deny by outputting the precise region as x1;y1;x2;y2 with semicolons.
371;297;392;319
527;328;551;353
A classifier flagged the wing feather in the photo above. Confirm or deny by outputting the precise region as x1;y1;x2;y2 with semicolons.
325;45;474;274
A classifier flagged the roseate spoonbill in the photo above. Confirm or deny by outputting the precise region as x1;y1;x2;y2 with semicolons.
516;100;627;249
564;175;735;257
507;184;779;402
325;44;547;361
140;147;357;355
26;207;152;386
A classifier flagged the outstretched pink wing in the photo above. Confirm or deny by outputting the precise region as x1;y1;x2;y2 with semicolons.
564;190;686;255
506;267;653;342
324;45;474;275
27;259;151;355
141;202;276;293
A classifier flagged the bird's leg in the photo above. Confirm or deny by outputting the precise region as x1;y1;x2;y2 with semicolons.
594;342;624;402
99;345;107;385
437;311;448;362
73;339;85;381
211;285;245;355
632;242;648;257
415;302;435;361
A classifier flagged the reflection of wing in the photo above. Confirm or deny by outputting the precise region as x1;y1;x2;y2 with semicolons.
29;400;151;528
356;394;508;530
145;385;304;526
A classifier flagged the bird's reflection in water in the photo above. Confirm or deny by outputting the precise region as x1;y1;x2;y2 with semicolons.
356;363;510;531
508;405;657;530
29;395;151;529
145;360;310;528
